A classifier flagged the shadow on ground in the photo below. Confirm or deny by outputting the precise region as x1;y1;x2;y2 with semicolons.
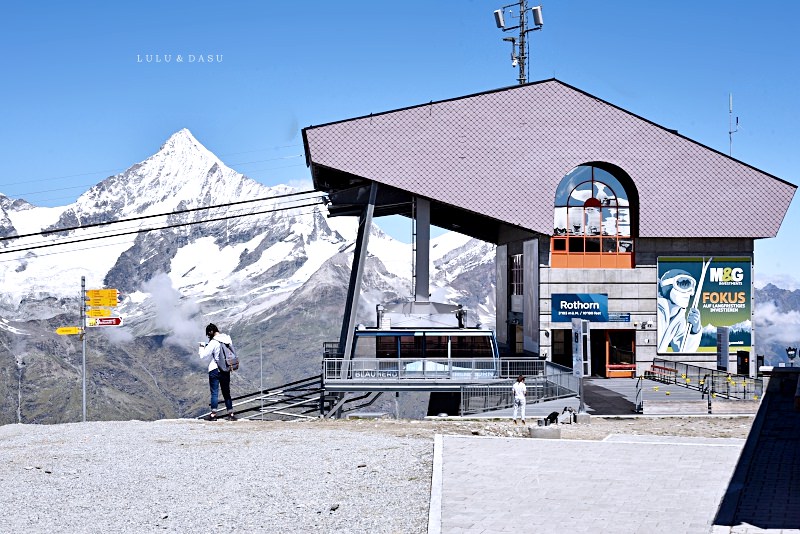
714;370;800;530
583;379;637;415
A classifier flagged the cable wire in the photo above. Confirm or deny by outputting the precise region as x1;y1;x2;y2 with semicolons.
2;189;326;243
8;195;318;250
0;205;330;264
0;200;326;256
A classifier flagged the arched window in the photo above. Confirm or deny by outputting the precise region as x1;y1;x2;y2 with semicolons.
551;165;634;268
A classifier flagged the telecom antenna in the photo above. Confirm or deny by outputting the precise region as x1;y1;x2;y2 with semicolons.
493;1;544;84
728;93;739;156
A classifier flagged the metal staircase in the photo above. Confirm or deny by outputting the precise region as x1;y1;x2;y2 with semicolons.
197;374;387;421
198;375;325;421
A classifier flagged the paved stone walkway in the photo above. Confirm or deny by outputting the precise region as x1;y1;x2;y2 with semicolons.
431;371;800;534
433;433;743;534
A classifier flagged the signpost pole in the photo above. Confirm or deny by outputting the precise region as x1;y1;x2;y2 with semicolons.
81;276;87;422
260;341;264;421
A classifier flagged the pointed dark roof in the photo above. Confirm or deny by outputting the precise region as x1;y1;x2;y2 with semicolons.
304;79;796;240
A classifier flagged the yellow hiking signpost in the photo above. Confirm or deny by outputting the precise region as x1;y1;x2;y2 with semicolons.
56;282;124;423
85;288;118;308
56;326;82;335
86;296;118;307
86;289;118;299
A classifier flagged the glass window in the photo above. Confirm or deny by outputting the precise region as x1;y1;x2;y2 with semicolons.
399;336;423;359
450;335;493;358
553;207;568;235
551;165;635;267
618;208;631;237
568;207;584;234
424;336;448;359
510;254;523;296
355;336;378;358
585;207;601;236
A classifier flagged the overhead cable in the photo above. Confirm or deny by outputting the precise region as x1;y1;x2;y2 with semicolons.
1;189;326;243
0;200;325;256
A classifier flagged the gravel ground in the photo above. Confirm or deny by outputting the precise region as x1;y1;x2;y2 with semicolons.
0;415;754;533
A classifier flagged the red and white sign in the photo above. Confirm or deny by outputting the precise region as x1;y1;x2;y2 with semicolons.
87;317;123;327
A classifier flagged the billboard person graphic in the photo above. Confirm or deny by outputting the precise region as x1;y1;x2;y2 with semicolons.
657;269;702;353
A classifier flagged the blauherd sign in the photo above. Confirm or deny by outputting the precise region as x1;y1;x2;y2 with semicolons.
551;294;609;322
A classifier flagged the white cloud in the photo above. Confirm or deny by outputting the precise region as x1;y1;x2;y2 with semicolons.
754;300;800;345
102;327;135;345
142;273;202;347
755;272;800;291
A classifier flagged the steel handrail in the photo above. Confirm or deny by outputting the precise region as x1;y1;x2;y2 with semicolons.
322;358;548;382
460;363;579;415
651;358;763;400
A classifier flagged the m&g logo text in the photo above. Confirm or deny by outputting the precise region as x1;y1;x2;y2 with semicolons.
709;267;744;284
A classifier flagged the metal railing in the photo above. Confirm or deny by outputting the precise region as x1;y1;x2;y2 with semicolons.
323;342;343;358
323;358;500;381
322;358;555;382
198;374;327;421
644;358;764;400
460;361;578;415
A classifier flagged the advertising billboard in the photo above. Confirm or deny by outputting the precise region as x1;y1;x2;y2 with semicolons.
656;257;751;354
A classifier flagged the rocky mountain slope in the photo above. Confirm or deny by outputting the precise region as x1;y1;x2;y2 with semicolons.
0;130;495;424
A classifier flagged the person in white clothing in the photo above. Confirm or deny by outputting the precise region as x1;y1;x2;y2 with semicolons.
198;323;236;421
512;375;527;425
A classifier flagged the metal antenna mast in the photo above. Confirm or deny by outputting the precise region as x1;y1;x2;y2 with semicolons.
493;1;544;84
728;93;739;156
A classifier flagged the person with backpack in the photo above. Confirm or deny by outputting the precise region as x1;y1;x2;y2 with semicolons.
198;323;237;421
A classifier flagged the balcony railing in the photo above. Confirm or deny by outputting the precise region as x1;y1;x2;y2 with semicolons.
323;358;500;381
322;358;568;383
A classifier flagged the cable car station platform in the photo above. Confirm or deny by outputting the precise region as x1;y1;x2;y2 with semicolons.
321;357;577;394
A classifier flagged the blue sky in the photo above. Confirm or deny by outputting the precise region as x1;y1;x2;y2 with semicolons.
1;1;798;286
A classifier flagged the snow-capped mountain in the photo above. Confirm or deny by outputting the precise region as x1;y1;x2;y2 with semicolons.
0;129;496;423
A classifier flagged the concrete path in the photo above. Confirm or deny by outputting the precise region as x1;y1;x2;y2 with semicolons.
472;377;708;420
431;433;743;534
430;371;800;534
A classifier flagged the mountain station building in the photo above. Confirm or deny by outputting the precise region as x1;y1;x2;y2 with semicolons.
303;79;796;378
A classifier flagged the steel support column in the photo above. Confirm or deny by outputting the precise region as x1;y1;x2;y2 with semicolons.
338;182;378;373
414;197;431;302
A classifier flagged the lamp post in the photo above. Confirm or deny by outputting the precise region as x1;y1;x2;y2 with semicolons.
786;346;797;367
